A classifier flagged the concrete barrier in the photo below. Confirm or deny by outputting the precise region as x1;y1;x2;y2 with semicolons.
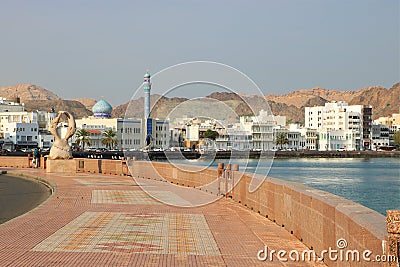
0;156;31;168
83;159;101;173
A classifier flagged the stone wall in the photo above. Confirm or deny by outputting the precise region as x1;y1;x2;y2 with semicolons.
387;210;400;267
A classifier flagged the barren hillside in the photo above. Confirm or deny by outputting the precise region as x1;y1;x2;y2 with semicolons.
0;84;61;102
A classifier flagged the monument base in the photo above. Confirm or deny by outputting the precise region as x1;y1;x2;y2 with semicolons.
46;159;76;173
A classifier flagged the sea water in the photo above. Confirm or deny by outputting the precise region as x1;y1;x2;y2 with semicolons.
180;157;400;215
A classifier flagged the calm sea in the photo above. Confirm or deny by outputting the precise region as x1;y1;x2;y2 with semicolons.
179;157;400;215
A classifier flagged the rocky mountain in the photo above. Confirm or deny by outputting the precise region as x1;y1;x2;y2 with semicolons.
24;100;92;119
113;94;188;119
112;92;304;124
0;84;61;102
0;84;93;118
114;82;399;124
348;83;400;118
72;98;97;111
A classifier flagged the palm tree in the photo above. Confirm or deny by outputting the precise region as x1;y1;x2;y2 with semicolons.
75;129;91;150
101;129;118;150
275;132;289;150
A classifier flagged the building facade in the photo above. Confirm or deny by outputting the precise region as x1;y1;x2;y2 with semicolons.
305;102;372;150
371;124;390;150
0;97;25;112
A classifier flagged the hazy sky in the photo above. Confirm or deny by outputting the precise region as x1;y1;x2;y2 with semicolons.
0;0;398;105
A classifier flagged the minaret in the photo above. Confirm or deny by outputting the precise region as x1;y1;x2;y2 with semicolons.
143;70;151;120
143;70;152;147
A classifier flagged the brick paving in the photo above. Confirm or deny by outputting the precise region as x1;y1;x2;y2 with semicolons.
0;169;326;266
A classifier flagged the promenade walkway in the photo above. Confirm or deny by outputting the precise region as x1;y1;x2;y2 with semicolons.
0;169;325;266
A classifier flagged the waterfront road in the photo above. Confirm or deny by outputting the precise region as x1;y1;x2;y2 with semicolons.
0;169;325;266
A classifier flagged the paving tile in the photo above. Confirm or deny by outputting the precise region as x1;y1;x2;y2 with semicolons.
0;168;325;266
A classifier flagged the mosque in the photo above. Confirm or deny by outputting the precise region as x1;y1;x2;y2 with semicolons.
73;71;169;150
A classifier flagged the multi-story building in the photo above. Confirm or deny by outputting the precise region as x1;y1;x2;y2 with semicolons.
118;119;143;149
241;110;286;151
294;125;318;150
0;110;59;150
305;102;372;150
371;124;390;150
214;110;286;151
216;125;253;151
184;118;224;150
283;124;318;150
153;120;170;149
374;113;400;146
0;111;40;149
318;129;357;151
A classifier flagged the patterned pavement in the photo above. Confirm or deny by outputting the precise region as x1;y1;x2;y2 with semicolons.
0;169;326;266
91;190;192;206
33;212;220;255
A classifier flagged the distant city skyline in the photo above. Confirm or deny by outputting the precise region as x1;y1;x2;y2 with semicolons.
0;0;398;105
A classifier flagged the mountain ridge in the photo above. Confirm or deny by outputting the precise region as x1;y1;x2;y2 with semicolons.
1;83;398;122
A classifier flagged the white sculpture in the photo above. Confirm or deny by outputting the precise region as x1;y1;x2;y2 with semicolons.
48;111;76;160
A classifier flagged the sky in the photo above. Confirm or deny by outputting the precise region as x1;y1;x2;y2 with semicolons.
0;0;398;106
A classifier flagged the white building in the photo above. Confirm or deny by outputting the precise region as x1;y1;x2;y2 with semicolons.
153;120;170;149
242;110;286;151
38;132;54;149
183;118;224;150
318;129;357;151
118;119;143;149
214;110;286;151
0;111;40;149
0;97;25;112
305;102;372;150
216;125;253;151
289;124;318;150
1;122;39;149
371;124;390;150
0;110;65;150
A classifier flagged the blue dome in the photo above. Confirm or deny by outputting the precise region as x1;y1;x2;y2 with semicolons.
144;71;151;78
92;99;112;118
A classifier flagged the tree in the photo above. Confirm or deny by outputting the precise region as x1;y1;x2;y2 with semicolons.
203;129;219;140
101;129;118;150
394;130;400;149
75;129;91;150
275;132;289;149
